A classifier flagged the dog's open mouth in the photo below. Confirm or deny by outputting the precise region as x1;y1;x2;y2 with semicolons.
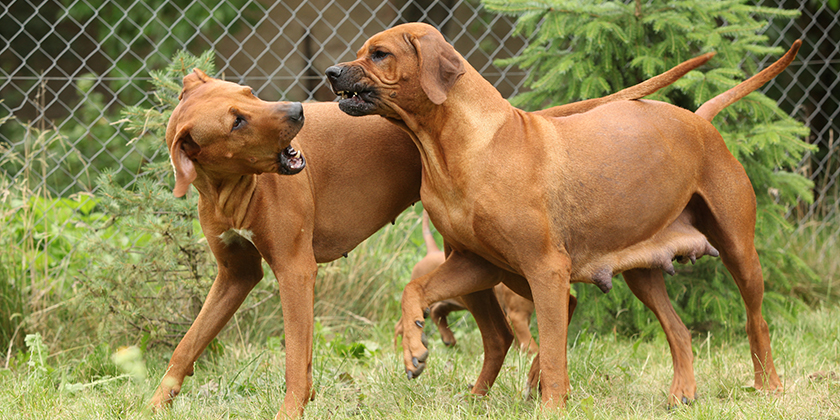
335;88;376;116
278;145;305;175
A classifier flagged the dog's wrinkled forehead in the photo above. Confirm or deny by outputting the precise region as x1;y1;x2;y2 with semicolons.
355;33;400;59
355;22;439;59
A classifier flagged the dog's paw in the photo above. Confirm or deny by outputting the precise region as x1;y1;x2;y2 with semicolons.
666;392;696;409
405;343;429;379
149;389;177;412
149;377;181;412
403;326;429;380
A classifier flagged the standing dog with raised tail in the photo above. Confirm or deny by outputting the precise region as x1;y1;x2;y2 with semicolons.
326;22;800;409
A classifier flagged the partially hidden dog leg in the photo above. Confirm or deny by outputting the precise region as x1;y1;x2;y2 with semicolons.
150;241;263;411
496;285;539;355
459;289;513;394
400;252;507;381
429;299;466;347
623;268;695;405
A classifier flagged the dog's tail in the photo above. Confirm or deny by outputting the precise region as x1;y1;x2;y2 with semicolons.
538;51;715;118
421;210;440;256
602;52;716;102
695;40;801;121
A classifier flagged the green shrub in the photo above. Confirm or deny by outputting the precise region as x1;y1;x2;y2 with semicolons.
0;113;105;356
483;0;821;335
0;132;27;351
77;51;217;347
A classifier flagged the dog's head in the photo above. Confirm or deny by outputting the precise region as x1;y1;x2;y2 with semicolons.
324;22;465;119
164;69;306;197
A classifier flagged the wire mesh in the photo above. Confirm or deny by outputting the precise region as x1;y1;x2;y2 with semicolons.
1;0;837;267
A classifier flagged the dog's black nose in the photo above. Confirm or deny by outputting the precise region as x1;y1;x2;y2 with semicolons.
288;102;304;122
274;102;303;122
325;66;343;81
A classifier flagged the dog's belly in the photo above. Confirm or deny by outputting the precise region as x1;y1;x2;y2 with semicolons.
567;210;718;292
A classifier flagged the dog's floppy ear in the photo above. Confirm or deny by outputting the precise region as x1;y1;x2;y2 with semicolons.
168;126;199;198
410;32;465;105
179;68;210;100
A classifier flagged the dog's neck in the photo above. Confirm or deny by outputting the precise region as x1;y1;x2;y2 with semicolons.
395;65;513;193
192;170;258;227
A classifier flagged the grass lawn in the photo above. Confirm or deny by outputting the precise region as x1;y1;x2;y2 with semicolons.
1;301;837;419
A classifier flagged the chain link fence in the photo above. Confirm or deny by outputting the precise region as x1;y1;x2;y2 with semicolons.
1;0;837;269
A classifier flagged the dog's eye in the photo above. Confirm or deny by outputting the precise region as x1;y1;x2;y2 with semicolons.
371;50;390;62
232;116;246;131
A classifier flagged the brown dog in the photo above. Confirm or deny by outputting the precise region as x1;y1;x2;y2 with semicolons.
151;55;709;418
397;210;540;354
326;22;800;409
150;69;421;418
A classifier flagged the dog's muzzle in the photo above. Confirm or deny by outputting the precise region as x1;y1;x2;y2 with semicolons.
325;65;377;116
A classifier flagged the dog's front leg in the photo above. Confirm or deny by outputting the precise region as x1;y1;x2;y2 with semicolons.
526;293;577;397
150;241;264;411
525;251;573;410
400;252;509;383
271;257;318;419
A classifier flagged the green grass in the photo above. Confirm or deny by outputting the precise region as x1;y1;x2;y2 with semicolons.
1;303;837;419
1;114;837;418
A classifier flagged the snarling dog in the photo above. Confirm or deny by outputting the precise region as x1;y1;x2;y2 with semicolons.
326;22;800;409
397;210;540;354
151;53;710;418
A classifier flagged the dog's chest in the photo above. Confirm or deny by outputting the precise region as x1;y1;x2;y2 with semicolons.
423;196;499;260
422;198;470;246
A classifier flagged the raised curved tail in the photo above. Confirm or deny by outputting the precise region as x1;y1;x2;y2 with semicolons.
695;40;801;121
537;51;716;118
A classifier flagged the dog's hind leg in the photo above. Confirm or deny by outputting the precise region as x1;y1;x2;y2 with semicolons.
150;240;264;411
693;147;782;393
623;268;696;405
